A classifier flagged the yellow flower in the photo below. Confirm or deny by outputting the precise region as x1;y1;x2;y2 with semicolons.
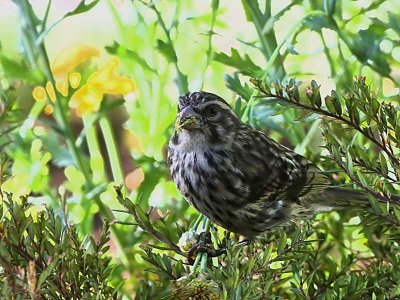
69;72;81;89
44;104;54;115
51;44;100;79
46;82;56;102
32;45;99;113
87;57;135;95
32;86;46;102
70;85;103;117
31;45;135;117
70;58;135;117
56;80;69;97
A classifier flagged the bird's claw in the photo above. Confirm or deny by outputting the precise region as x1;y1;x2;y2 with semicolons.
187;232;226;264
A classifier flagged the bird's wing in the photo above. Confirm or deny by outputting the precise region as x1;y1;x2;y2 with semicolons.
234;127;370;212
234;127;330;204
273;148;370;209
270;145;331;200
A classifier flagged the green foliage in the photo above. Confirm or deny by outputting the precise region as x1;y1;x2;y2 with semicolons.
1;0;400;299
251;76;400;204
213;48;263;76
0;191;119;299
0;55;43;83
118;77;400;299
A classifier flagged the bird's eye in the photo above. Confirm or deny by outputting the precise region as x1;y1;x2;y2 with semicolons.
203;105;219;118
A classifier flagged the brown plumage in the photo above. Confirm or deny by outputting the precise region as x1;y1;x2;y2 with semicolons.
167;91;369;238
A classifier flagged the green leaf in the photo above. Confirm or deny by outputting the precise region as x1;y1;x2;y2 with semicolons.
11;0;42;27
262;1;300;34
37;257;60;289
105;41;157;74
225;73;253;100
277;230;287;255
134;204;153;231
214;48;262;76
156;39;177;63
344;25;391;76
356;170;369;187
395;126;400;142
312;80;322;108
115;186;136;213
211;0;219;11
325;95;336;114
303;14;335;31
60;0;100;19
323;0;336;15
174;71;189;95
240;0;259;23
346;147;354;175
0;55;43;83
388;12;400;36
379;152;388;175
306;80;322;107
36;0;100;43
331;90;342;115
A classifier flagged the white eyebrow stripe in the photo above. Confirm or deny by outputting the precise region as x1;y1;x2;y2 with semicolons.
201;100;231;110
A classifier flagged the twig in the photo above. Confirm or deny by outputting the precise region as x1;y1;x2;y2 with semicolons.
138;0;188;94
253;80;400;166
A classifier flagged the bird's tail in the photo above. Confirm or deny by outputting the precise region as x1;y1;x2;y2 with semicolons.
324;187;370;208
306;187;400;212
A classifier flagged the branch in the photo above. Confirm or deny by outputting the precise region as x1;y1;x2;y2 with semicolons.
251;78;400;167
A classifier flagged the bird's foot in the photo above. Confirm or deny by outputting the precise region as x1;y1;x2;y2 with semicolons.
187;232;226;264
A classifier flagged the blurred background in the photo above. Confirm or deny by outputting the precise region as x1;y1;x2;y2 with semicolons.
1;0;399;298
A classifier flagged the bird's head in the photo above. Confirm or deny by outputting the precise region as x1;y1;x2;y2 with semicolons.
174;91;240;146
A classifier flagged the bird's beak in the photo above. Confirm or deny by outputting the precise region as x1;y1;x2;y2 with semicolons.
176;106;200;131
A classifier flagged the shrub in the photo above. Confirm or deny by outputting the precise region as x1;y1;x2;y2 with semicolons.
0;192;119;299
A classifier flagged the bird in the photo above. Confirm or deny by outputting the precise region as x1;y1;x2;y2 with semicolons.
167;91;371;238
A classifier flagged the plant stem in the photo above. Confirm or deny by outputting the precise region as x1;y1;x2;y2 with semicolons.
200;0;219;90
294;119;322;155
105;0;127;41
83;115;106;184
244;1;286;79
200;252;209;273
18;0;92;182
319;30;336;77
19;101;46;138
141;0;189;94
191;252;202;275
200;218;210;273
240;90;258;123
255;84;400;166
261;11;327;80
16;0;129;267
99;116;125;186
193;214;204;231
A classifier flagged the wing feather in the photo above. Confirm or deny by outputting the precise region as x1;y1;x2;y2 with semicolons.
233;127;330;205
